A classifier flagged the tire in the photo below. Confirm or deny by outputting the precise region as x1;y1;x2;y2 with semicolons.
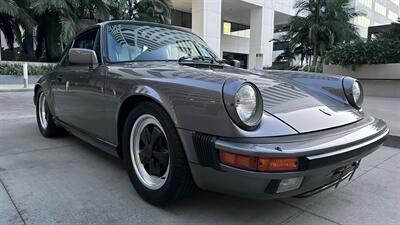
35;88;64;137
122;102;196;205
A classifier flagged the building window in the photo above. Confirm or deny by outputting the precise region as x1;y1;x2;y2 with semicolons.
357;16;371;27
171;10;192;29
223;22;232;35
390;0;399;6
223;21;250;38
274;24;289;33
273;41;289;51
375;2;387;16
223;52;248;69
388;10;398;21
359;0;372;8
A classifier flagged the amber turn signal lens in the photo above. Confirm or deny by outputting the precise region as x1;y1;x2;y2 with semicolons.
219;151;258;170
258;158;298;172
219;150;298;172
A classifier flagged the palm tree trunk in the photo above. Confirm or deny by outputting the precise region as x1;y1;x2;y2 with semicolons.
44;12;63;61
22;32;34;58
312;34;318;67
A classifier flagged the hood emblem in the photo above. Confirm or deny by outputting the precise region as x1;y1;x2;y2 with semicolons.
319;108;332;116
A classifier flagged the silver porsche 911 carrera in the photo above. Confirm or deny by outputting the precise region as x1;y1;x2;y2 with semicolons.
34;20;389;205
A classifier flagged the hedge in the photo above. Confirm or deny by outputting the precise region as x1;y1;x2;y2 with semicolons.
325;39;400;69
0;63;56;76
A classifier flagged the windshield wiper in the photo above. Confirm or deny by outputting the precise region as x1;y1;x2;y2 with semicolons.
178;56;216;64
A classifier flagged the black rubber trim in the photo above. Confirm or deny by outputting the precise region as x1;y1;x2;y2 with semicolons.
305;135;386;169
192;132;220;170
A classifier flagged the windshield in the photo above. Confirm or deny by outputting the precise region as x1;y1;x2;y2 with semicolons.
106;23;218;62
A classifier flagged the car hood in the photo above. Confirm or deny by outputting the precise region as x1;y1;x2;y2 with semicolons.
115;62;363;133
242;70;363;133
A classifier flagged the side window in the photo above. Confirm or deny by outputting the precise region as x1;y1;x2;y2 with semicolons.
71;28;102;65
93;31;101;63
73;30;97;49
60;42;73;66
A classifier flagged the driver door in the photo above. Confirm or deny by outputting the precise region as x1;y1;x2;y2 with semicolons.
59;28;108;140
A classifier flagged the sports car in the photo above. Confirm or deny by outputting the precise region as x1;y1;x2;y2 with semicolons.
34;21;389;205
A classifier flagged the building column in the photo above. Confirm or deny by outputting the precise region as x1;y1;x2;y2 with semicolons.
192;0;222;56
249;1;274;69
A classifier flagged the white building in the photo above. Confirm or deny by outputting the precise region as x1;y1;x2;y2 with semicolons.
170;0;296;69
351;0;400;38
170;0;400;69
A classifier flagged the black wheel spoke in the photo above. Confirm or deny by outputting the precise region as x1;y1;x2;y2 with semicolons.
149;159;162;177
139;148;148;163
150;127;163;146
153;150;169;167
140;127;151;144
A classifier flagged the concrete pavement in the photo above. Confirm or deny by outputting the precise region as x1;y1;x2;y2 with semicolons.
0;92;399;225
364;96;400;136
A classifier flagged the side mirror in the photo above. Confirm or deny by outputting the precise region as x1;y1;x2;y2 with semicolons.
230;59;241;68
69;48;98;68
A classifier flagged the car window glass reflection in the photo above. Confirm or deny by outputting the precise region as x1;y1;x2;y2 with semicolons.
106;24;217;62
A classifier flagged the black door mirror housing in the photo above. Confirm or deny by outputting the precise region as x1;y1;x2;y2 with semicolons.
230;59;241;68
69;48;98;68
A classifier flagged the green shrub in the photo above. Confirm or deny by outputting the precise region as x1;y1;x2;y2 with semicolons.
0;63;56;76
325;39;400;69
267;62;305;71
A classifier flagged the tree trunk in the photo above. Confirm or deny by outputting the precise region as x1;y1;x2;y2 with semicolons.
312;33;318;68
22;32;34;59
44;12;63;62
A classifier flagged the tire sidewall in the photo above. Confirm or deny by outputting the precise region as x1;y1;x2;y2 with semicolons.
35;90;49;136
35;89;62;137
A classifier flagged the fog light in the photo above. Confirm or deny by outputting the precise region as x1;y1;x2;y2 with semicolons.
276;177;303;193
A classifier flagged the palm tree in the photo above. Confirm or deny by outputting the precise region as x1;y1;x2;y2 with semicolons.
286;0;360;68
0;0;35;59
134;0;172;24
32;0;110;61
1;0;172;61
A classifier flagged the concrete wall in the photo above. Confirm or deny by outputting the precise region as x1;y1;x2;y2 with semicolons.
323;63;400;98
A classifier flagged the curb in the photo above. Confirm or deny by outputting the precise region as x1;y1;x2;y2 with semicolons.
0;88;33;92
384;135;400;149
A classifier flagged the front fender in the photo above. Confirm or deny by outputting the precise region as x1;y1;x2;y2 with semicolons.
116;79;297;138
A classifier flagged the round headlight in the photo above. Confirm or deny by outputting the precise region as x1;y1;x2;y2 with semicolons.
343;78;363;109
352;81;362;106
234;83;263;127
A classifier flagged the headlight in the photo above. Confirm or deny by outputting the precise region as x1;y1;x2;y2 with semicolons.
343;77;363;109
235;84;259;126
223;81;263;130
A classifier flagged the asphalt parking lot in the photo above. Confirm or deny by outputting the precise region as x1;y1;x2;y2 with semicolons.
0;91;399;225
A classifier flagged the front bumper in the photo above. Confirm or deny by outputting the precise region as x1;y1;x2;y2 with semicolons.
178;116;389;199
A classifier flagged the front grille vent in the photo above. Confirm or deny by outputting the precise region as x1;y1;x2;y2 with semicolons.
192;133;220;169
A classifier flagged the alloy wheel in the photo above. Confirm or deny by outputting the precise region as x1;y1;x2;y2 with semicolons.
38;92;48;130
130;114;170;190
